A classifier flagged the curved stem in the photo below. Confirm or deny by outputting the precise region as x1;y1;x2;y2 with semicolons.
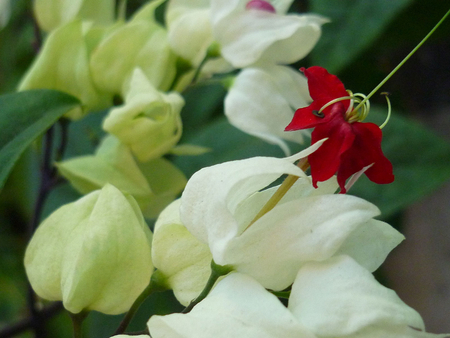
379;93;391;129
181;261;233;314
245;158;310;229
354;9;450;112
114;271;168;335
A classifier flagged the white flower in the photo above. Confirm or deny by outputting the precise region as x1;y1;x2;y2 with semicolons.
152;141;404;303
225;64;311;155
166;0;327;68
148;257;450;338
148;272;316;338
289;255;450;338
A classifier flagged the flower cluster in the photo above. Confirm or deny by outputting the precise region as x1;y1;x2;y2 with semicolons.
18;0;450;337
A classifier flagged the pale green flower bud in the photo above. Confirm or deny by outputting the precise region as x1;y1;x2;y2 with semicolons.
56;135;186;219
18;20;112;119
152;199;212;306
34;0;115;32
24;184;153;315
90;0;176;95
103;68;184;162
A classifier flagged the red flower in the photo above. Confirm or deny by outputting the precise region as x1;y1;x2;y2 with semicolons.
285;66;394;193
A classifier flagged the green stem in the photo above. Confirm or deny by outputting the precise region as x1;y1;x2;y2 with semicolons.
114;271;168;335
354;8;450;112
182;260;233;314
117;0;127;21
69;311;88;338
245;158;309;229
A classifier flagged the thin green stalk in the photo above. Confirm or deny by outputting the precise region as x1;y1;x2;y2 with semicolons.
246;158;309;229
354;9;450;112
182;261;233;314
117;0;127;21
114;271;168;335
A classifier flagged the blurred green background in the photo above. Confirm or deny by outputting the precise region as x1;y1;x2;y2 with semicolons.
1;0;450;337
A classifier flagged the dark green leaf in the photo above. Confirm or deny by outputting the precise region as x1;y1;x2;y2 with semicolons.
0;89;80;191
309;0;412;73
173;117;287;178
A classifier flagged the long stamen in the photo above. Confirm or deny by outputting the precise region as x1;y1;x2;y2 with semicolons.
353;9;450;113
318;96;353;114
379;93;391;129
317;93;370;123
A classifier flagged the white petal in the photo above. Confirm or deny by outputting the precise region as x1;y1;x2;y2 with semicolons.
336;219;405;272
148;273;315;338
180;143;322;256
213;9;327;67
153;200;212;306
289;255;425;337
224;65;310;154
224;194;380;290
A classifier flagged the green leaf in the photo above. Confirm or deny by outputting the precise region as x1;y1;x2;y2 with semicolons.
309;0;412;73
351;106;450;217
174;117;287;178
0;89;80;191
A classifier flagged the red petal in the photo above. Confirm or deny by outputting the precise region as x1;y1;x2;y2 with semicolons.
308;104;355;187
285;101;324;130
285;67;351;132
337;122;394;192
302;66;349;109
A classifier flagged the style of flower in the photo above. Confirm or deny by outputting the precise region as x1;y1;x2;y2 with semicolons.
285;66;394;193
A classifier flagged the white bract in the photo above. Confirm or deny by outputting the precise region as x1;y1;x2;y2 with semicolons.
289;255;450;338
152;140;404;302
152;199;213;305
148;272;317;338
166;0;327;68
148;257;450;338
225;64;311;155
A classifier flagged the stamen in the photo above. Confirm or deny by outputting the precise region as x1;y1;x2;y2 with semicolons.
379;92;391;129
318;96;353;114
316;92;371;123
312;110;325;118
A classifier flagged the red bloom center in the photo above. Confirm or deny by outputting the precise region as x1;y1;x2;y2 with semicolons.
285;66;394;193
245;0;276;13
